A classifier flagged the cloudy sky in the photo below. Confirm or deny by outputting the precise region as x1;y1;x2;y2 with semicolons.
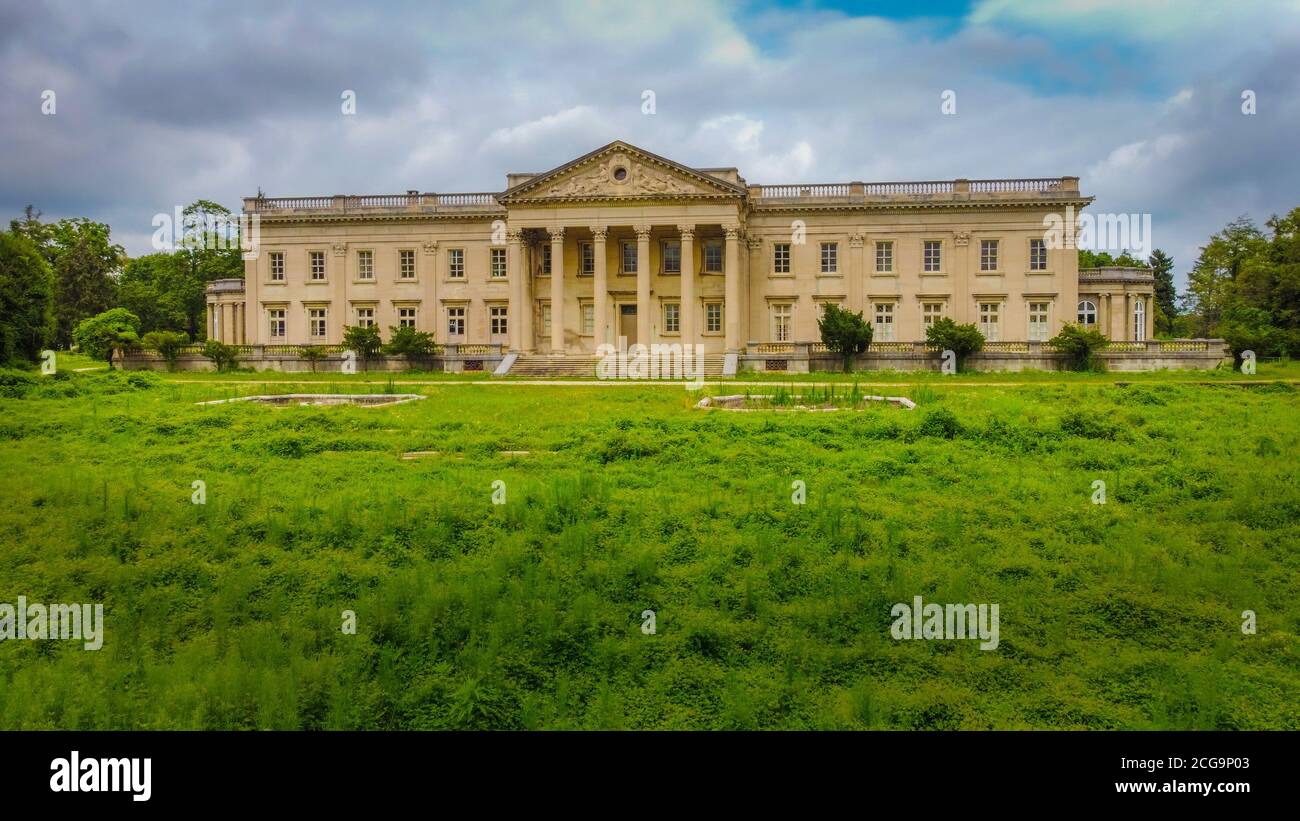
2;0;1298;289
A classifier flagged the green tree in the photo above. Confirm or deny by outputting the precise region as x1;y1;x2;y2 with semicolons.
11;210;125;347
142;330;190;371
201;339;239;372
72;308;141;367
1148;249;1178;336
925;317;984;372
816;303;873;372
1182;216;1268;338
117;253;191;334
342;325;383;371
1049;323;1109;371
1078;249;1147;269
383;325;435;370
171;200;245;339
299;345;327;373
0;230;56;366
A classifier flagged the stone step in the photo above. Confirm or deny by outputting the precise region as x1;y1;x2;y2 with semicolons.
505;354;728;378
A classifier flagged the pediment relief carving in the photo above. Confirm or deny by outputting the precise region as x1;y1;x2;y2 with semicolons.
523;153;717;200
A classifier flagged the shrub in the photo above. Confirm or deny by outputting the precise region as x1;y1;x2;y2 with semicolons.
72;308;141;367
1049;323;1109;371
201;339;239;372
925;317;984;371
384;326;436;370
916;407;963;439
342;325;383;370
299;345;327;373
817;303;872;372
141;330;190;371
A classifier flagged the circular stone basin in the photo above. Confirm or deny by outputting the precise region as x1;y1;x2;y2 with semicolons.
696;393;915;411
196;393;425;407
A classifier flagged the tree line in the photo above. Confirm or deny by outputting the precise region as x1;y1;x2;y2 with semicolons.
0;201;241;367
2;203;1298;368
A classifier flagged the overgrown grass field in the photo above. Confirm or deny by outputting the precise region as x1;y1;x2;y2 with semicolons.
1;365;1297;729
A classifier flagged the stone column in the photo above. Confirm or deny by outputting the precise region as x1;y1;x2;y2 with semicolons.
549;228;565;354
635;225;652;345
507;230;523;351
1101;292;1112;340
678;225;696;345
724;224;742;352
520;239;535;352
591;227;608;346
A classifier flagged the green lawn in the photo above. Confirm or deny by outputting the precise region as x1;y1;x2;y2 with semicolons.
0;366;1297;729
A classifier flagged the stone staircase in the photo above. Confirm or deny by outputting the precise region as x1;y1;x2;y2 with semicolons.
502;353;729;379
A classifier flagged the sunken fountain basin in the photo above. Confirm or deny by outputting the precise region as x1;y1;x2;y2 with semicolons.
196;393;425;407
696;393;915;411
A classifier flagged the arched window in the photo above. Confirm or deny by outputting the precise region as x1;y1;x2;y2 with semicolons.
1134;298;1146;342
1077;300;1097;326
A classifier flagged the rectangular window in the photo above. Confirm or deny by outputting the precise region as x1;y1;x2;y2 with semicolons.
490;247;506;279
820;242;838;273
980;239;999;272
875;241;893;273
448;248;464;279
923;240;942;273
1028;301;1050;341
447;306;465;337
356;250;373;280
489;306;508;336
664;302;680;333
355;307;375;328
268;308;285;338
773;242;790;274
308;307;327;338
398;249;416;280
703;240;723;273
662;241;681;274
541;303;551;334
979;302;1000;342
269;252;285;281
309;251;326;281
541;244;552;276
705;302;722;333
621;241;637;274
1030;238;1048;271
582;303;594;334
771;303;792;342
398;306;417;328
922;302;944;327
874;302;895;342
579;242;594;276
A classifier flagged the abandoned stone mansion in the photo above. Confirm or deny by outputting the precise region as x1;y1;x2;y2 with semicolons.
194;140;1223;373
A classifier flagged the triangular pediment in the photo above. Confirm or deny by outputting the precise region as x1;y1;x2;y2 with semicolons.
499;141;746;203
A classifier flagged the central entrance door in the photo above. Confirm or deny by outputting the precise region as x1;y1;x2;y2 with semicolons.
619;304;637;345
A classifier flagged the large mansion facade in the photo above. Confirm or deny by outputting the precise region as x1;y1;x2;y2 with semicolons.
210;141;1153;354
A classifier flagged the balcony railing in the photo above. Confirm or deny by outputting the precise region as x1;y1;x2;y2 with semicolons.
749;177;1079;204
246;193;503;214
